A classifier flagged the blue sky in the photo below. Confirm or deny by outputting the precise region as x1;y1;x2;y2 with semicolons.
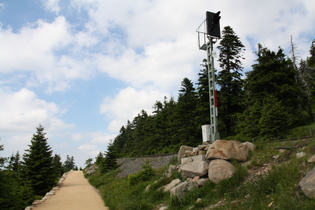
0;0;314;167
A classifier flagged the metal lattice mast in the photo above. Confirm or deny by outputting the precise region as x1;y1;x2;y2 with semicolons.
197;11;221;143
207;38;220;142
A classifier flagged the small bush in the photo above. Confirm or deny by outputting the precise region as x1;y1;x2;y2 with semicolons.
128;164;154;185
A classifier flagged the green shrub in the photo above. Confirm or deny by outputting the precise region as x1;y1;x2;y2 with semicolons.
128;164;154;185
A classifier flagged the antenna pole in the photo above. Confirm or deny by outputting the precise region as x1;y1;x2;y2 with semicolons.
206;37;220;142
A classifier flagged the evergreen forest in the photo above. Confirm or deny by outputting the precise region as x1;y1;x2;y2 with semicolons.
106;26;315;161
0;125;77;209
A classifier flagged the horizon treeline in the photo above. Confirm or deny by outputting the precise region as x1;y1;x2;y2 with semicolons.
107;26;315;159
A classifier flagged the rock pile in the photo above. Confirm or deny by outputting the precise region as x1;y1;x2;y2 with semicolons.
161;140;255;199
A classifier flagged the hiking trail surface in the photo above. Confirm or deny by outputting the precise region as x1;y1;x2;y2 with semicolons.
34;171;108;210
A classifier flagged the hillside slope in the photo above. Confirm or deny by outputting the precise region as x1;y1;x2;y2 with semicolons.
87;136;315;210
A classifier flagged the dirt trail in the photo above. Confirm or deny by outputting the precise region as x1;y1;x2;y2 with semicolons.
34;171;108;210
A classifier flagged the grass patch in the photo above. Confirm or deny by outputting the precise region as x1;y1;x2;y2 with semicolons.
286;122;315;139
222;157;315;210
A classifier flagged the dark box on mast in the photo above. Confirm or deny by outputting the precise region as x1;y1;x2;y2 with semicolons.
206;11;221;39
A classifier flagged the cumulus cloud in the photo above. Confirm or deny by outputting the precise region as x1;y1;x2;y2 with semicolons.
0;88;73;157
100;87;168;132
91;134;117;144
0;16;95;92
0;88;66;131
78;143;96;151
97;34;204;91
214;0;315;65
42;0;61;13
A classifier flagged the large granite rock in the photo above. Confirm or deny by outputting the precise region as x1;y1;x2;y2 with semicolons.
299;166;315;199
84;165;98;176
206;140;250;161
243;141;256;152
179;155;210;178
208;159;236;184
170;181;198;199
162;179;182;192
178;145;194;161
181;154;209;165
307;154;315;163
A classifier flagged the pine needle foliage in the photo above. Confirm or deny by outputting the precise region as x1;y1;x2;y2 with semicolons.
21;124;57;196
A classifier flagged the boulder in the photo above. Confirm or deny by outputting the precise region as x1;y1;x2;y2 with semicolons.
296;152;306;159
84;165;98;176
196;178;209;187
198;150;206;155
162;179;182;192
299;166;315;199
178;145;194;160
32;200;42;206
56;177;65;186
243;142;256;152
170;181;198;199
166;165;177;178
145;184;151;192
193;147;199;155
181;154;208;165
208;159;236;184
308;154;315;163
205;140;250;161
198;144;208;150
179;155;209;178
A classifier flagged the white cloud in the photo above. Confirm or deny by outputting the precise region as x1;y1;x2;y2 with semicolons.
213;0;315;65
100;87;167;132
91;134;116;144
0;88;67;131
42;0;61;13
0;88;73;160
0;16;95;92
71;133;83;141
78;143;96;151
77;143;104;161
97;34;204;91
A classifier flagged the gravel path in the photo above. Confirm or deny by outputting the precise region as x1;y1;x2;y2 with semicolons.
34;171;108;210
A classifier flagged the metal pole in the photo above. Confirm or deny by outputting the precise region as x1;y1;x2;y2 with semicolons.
207;38;220;142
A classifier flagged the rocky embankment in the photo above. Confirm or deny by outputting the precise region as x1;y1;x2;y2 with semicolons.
25;172;68;210
155;140;255;199
156;140;315;201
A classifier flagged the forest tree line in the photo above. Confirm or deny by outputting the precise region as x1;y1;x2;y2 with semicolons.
103;26;315;162
0;125;77;209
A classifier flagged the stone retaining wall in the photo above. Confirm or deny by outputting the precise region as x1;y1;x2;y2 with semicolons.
116;153;177;178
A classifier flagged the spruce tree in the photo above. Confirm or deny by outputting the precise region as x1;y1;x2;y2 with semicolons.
176;78;200;145
100;143;118;174
21;125;57;196
238;45;302;139
52;154;64;177
95;152;104;165
217;26;245;136
63;155;76;172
